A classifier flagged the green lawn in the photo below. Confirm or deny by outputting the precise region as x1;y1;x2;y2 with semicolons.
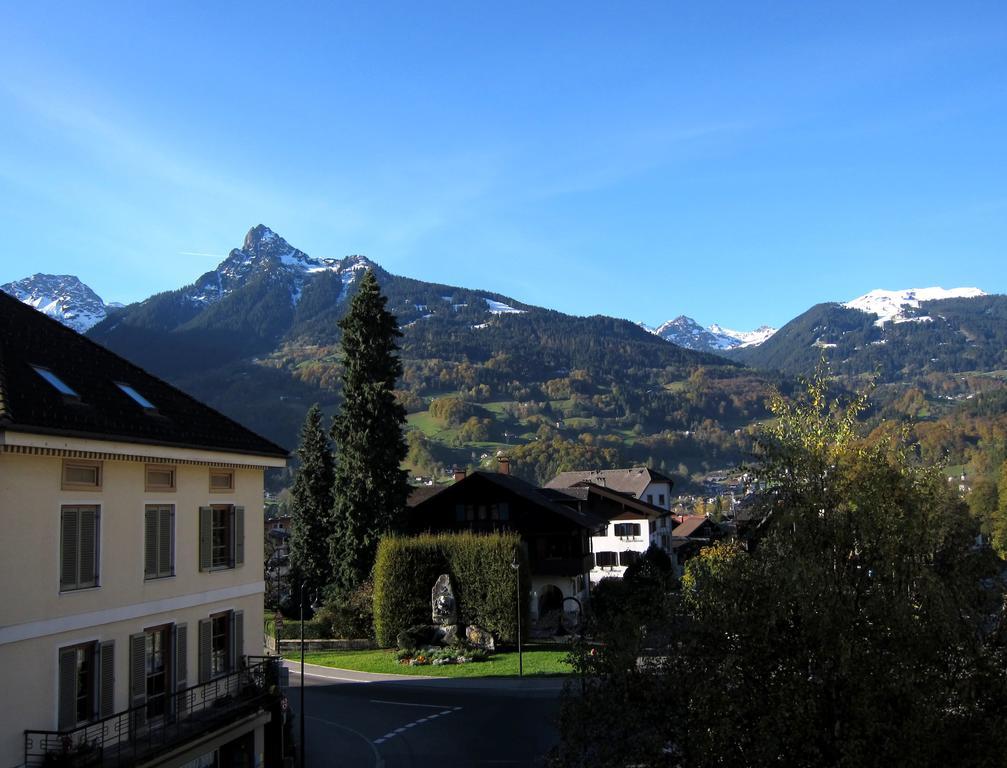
406;411;445;436
283;645;574;678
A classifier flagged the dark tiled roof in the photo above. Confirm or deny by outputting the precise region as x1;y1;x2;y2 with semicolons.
413;471;607;529
0;292;287;458
545;467;674;497
407;485;446;507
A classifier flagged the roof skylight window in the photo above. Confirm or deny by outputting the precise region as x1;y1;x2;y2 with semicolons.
32;366;79;398
116;382;156;410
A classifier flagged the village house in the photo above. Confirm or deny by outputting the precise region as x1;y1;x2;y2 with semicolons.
545;467;675;554
407;460;605;623
0;293;288;768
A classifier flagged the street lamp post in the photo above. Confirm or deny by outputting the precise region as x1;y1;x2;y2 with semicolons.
511;556;523;678
299;581;306;768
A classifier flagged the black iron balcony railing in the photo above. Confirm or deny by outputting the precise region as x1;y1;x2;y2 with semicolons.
25;657;281;768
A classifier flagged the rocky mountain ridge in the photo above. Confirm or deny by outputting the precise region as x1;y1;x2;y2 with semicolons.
0;273;117;333
646;315;777;353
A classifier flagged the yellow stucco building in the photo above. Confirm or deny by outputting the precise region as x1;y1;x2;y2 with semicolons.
0;293;287;767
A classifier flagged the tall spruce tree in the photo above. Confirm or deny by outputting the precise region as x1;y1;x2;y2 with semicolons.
287;403;335;600
329;269;409;598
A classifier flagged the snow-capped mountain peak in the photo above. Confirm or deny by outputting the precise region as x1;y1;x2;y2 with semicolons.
1;274;111;333
649;316;777;352
187;226;375;306
708;324;778;348
843;287;986;326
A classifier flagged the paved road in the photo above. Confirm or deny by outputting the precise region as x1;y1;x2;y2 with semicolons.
282;662;567;768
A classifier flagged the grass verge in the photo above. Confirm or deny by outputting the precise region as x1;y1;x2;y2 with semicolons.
283;644;573;678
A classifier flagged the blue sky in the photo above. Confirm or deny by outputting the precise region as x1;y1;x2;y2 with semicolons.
1;2;1005;330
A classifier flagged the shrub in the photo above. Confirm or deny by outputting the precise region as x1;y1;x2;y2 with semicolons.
373;532;529;647
321;580;375;639
396;624;438;651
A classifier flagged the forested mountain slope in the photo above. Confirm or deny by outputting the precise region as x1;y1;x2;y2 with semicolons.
87;226;775;487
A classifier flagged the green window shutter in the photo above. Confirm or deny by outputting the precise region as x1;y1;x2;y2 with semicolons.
159;506;174;577
234;506;245;566
61;507;79;589
144;507;157;578
199;507;212;571
58;647;77;731
198;619;211;683
99;641;115;718
174;623;187;690
79;507;97;588
129;633;147;729
232;610;244;671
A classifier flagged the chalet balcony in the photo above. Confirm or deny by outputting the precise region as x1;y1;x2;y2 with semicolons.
24;657;281;768
531;553;595;577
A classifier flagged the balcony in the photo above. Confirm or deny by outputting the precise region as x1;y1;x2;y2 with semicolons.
25;657;281;768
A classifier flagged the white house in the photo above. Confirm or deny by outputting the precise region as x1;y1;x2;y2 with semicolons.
546;467;675;556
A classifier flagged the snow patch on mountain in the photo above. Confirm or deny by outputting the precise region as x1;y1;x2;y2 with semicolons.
484;298;525;314
1;274;111;333
843;287;986;327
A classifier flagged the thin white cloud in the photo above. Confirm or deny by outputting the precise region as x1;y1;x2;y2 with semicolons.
178;251;228;259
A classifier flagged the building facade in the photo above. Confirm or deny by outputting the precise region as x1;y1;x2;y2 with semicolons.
0;293;287;768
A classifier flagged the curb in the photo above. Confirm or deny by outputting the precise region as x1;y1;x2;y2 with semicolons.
283;659;569;694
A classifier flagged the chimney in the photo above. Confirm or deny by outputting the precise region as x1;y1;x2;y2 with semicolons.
453;467;466;483
497;455;511;476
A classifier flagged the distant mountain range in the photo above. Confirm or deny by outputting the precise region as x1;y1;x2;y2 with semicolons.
4;228;1004;459
645;316;777;352
57;226;731;451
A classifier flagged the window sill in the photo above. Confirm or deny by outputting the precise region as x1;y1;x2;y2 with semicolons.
59;585;100;594
144;574;176;581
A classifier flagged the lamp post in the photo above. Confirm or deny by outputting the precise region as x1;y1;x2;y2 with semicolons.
511;556;523;678
299;581;306;768
298;583;319;768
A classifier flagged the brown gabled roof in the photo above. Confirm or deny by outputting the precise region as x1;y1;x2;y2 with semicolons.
564;481;663;520
545;467;674;498
0;292;288;458
672;515;712;538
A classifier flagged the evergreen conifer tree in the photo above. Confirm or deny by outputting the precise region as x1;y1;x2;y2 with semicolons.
287;403;335;600
329;270;409;598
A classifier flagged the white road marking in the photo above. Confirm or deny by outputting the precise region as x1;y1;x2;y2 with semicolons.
369;699;453;709
376;706;462;744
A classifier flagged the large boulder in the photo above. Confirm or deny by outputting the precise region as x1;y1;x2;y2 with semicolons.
431;574;458;625
435;624;462;646
396;624;438;651
465;625;495;651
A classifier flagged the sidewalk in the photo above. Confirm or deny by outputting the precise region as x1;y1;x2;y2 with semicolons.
284;659;570;694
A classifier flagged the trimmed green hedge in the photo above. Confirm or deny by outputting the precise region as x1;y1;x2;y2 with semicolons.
373;532;529;648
